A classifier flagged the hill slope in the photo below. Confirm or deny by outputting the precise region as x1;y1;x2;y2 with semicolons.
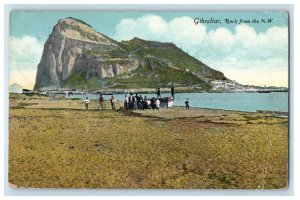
34;17;227;90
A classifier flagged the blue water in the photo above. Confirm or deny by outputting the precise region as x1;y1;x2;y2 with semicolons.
173;92;288;112
69;92;288;112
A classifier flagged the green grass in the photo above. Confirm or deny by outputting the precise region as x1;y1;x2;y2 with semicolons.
119;38;226;80
105;58;212;90
85;48;129;59
65;71;101;90
9;97;288;189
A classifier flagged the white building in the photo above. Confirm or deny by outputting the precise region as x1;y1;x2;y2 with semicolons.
9;83;23;94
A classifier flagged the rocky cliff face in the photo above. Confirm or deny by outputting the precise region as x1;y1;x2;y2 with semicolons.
34;18;139;90
34;17;227;90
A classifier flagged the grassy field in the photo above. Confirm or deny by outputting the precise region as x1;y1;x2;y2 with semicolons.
9;94;288;189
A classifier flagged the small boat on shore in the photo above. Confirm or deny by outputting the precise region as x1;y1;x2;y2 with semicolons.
258;90;271;93
258;85;271;93
159;96;174;108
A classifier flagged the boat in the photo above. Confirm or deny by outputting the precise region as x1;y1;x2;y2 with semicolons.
258;90;271;93
159;96;174;108
258;85;271;93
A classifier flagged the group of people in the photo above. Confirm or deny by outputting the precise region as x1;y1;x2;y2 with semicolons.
124;93;163;110
83;85;191;110
156;86;175;99
84;94;116;110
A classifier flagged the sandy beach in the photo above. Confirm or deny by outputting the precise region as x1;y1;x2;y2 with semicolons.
8;94;288;189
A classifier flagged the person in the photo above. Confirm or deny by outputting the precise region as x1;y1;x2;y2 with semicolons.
84;97;90;110
171;85;175;99
128;93;133;110
139;95;144;109
146;98;151;109
133;95;137;110
150;97;156;110
124;95;128;110
135;93;140;104
142;96;147;110
156;87;161;98
156;98;160;109
99;94;104;110
185;98;190;109
110;95;116;110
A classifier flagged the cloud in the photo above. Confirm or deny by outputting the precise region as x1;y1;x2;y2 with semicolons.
114;15;288;86
206;27;235;51
202;57;288;87
115;15;168;41
223;67;288;87
115;15;207;49
9;36;43;89
9;36;43;71
167;16;207;46
233;24;288;59
235;24;258;48
9;69;37;90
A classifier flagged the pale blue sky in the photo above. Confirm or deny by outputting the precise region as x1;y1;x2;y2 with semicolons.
10;11;288;41
9;11;289;88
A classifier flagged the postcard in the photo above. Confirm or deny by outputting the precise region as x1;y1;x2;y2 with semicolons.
8;10;289;189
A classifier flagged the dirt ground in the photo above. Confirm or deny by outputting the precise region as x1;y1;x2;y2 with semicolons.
8;94;288;189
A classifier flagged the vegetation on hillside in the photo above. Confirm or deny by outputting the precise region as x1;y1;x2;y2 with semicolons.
57;19;226;91
64;37;223;90
120;38;224;78
65;71;101;90
105;59;212;90
85;48;129;59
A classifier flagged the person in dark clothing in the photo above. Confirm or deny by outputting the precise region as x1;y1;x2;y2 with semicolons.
171;86;175;99
99;94;104;110
151;97;156;110
138;95;143;109
143;100;147;110
185;98;190;109
135;93;140;109
156;87;161;98
143;96;148;110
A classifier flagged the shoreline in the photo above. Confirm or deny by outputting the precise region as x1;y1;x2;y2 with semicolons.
10;93;288;117
172;106;288;117
33;90;289;95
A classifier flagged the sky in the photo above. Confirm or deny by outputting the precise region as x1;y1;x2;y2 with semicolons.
9;11;289;89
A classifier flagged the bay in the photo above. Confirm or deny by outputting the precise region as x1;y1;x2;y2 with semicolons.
69;92;288;112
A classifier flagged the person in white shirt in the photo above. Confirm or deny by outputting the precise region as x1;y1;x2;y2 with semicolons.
146;98;151;109
156;98;160;109
110;95;116;110
124;95;128;110
84;97;90;110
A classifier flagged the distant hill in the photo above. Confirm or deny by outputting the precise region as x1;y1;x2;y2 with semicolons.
34;17;227;91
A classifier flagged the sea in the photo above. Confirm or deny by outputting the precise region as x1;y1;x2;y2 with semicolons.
68;92;288;113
